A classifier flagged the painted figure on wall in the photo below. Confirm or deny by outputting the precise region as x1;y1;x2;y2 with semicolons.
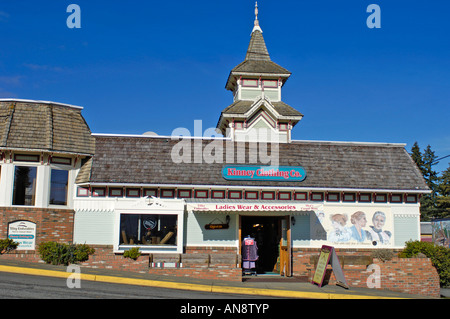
328;214;352;242
366;211;391;245
350;211;367;242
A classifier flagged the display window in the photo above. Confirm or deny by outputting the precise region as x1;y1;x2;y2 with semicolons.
13;166;37;206
119;214;177;247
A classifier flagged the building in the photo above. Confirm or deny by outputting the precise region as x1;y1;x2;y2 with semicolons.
0;4;430;281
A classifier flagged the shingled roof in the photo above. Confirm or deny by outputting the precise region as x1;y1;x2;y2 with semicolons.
76;135;429;192
220;100;303;117
0;100;95;155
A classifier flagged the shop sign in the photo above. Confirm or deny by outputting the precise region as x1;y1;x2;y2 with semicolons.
222;165;306;182
8;221;36;250
312;245;348;289
188;202;322;212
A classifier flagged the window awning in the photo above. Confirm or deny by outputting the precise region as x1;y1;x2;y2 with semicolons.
185;198;323;213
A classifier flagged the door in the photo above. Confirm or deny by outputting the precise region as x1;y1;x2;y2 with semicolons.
279;216;292;276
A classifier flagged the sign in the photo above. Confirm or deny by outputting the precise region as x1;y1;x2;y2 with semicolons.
8;221;36;250
205;216;230;230
222;165;306;182
312;245;348;289
188;202;322;212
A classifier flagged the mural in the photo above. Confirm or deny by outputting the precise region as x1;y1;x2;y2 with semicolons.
432;219;450;248
311;207;394;247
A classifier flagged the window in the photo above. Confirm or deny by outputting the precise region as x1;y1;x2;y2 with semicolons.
278;192;291;200
327;192;340;202
13;166;37;206
50;156;72;165
241;79;258;87
245;191;258;200
14;154;39;162
228;190;242;199
194;190;209;199
294;192;307;201
126;188;141;198
261;191;275;200
109;188;123;197
77;187;89;197
92;187;106;197
262;80;278;88
343;193;356;202
310;192;324;201
390;194;402;203
211;190;225;199
359;193;372;202
374;194;387;203
160;189;175;198
49;169;69;205
119;214;177;246
177;189;191;198
405;194;418;203
143;189;158;197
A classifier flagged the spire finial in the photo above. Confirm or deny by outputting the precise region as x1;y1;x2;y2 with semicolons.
252;1;262;33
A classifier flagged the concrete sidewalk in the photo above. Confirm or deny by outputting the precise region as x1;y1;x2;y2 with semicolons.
0;259;436;299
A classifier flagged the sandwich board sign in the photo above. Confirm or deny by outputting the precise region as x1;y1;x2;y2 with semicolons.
312;245;348;289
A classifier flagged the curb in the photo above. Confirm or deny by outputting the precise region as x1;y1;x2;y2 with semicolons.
0;265;405;299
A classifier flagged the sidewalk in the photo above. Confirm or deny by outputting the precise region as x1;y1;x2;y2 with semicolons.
0;259;436;299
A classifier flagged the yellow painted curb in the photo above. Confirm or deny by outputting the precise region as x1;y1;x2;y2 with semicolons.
0;265;404;299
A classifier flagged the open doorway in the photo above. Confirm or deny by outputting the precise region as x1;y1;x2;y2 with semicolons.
241;216;282;275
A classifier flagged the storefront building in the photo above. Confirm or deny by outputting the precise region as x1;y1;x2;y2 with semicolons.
0;5;438;296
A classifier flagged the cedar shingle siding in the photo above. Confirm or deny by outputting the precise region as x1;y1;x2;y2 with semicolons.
0;101;95;155
77;135;428;191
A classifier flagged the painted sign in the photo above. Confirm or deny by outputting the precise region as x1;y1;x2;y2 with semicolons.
188;202;322;212
8;221;36;250
222;165;306;182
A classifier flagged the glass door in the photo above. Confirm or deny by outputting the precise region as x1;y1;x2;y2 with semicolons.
279;216;291;276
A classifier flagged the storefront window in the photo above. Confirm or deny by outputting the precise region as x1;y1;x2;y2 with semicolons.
13;166;37;206
119;214;177;246
49;169;69;205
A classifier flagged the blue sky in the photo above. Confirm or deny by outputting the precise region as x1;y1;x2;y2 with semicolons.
1;0;449;173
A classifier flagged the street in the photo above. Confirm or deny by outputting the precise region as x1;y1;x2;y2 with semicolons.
0;271;270;299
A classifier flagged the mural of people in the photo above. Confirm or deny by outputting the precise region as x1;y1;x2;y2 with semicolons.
328;214;352;242
366;211;391;245
350;211;367;242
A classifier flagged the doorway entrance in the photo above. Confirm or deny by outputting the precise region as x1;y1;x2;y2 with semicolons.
240;215;291;276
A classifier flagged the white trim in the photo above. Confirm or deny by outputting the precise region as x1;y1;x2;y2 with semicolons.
0;98;83;110
92;133;231;140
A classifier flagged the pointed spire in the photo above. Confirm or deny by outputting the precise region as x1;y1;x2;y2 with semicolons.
252;2;262;33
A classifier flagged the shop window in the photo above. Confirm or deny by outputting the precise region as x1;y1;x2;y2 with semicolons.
77;187;89;197
327;192;340;202
177;189;191;198
126;188;141;198
374;194;387;203
49;169;69;205
92;187;106;197
343;193;356;202
294;192;307;201
120;214;177;246
109;188;123;197
211;190;225;199
310;192;324;201
13;166;37;206
228;190;242;199
143;189;158;197
358;193;372;202
194;190;209;199
278;192;291;200
160;189;175;198
261;191;275;200
405;194;418;203
390;194;402;203
245;191;258;200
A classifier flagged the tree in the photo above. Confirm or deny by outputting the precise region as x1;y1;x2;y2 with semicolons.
436;163;450;219
410;142;439;220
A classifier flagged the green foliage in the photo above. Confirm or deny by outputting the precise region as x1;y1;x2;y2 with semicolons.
123;247;141;260
399;240;450;287
371;249;395;262
0;238;19;254
38;242;95;266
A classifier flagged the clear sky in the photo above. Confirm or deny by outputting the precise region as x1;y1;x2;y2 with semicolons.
1;1;449;174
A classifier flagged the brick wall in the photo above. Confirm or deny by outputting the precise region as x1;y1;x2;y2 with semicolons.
293;248;441;298
0;207;74;245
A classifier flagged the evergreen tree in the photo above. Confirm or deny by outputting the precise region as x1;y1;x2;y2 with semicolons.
437;163;450;219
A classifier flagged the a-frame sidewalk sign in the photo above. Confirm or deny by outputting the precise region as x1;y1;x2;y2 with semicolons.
311;245;349;289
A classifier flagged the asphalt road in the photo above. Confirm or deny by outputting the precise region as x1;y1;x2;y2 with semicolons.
0;271;271;299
